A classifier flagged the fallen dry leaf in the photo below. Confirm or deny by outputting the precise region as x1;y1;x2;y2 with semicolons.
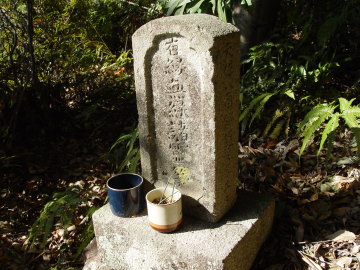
67;225;76;232
335;256;353;267
310;193;319;202
326;230;356;242
290;187;299;195
350;245;359;255
332;175;353;183
299;251;322;270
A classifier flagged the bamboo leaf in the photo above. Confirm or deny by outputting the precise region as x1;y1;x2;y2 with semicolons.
241;0;252;6
166;0;183;15
217;0;227;21
284;89;295;100
119;148;136;172
128;150;141;173
210;0;216;13
175;4;187;15
188;0;206;13
110;133;132;152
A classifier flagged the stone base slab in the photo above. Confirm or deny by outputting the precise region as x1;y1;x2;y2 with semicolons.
84;191;275;270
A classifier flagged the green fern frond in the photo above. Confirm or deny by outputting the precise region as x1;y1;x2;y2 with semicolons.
239;105;252;134
298;103;336;133
318;113;339;155
344;107;360;117
239;93;270;121
263;108;283;137
249;92;276;126
339;97;360;129
239;92;274;133
299;98;360;158
339;98;360;155
269;119;285;140
341;103;360;128
299;112;332;156
342;112;359;128
338;97;355;112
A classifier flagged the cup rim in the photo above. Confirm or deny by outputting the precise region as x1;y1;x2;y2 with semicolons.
106;173;143;191
146;187;181;206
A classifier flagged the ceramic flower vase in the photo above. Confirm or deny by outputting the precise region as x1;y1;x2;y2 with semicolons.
146;187;182;233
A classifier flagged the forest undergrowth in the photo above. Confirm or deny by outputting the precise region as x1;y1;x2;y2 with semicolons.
1;123;359;269
0;0;359;269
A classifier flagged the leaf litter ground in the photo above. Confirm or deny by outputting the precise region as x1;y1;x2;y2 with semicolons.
0;131;359;269
240;134;359;270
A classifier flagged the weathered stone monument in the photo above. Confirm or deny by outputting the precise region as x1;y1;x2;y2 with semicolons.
133;14;240;223
83;14;275;270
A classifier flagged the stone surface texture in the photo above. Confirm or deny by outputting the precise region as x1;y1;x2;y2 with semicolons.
132;14;241;223
84;191;275;270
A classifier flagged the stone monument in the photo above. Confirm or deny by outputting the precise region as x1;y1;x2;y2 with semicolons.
133;14;240;223
83;14;275;270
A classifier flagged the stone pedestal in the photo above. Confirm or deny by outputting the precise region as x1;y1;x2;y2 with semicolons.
83;14;275;270
83;191;275;270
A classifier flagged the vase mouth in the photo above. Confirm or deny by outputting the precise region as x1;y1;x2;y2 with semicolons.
106;173;143;191
146;187;181;206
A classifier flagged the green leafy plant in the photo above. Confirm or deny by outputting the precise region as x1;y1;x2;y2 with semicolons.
0;0;149;146
298;98;360;157
109;127;140;173
74;206;99;259
25;185;84;249
166;0;252;22
237;0;359;142
238;35;344;139
25;183;99;262
239;89;294;136
239;42;299;138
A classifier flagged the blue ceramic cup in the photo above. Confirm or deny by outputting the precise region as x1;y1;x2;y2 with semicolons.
106;173;144;217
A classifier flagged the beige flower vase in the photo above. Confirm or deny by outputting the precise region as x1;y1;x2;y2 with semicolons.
145;187;182;233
